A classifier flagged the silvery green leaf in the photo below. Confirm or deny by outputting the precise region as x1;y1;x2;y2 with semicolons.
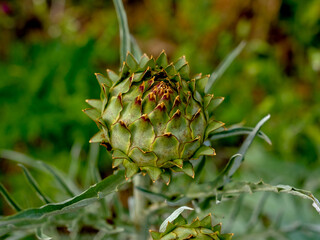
0;170;126;229
159;206;194;232
0;183;21;212
35;227;52;240
113;0;131;64
205;41;246;94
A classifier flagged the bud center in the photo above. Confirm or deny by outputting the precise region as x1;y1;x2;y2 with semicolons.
152;81;173;99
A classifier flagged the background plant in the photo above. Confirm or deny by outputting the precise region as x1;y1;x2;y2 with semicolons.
0;0;319;239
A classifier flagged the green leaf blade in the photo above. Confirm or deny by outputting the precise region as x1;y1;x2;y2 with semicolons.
212;114;270;188
40;162;75;198
113;0;131;64
0;183;22;212
0;170;126;229
0;149;81;194
131;34;142;60
18;164;52;204
210;126;272;145
205;41;246;94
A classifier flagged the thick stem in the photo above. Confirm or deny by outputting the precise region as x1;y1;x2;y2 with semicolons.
133;174;148;239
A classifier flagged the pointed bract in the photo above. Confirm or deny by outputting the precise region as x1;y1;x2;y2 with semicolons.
139;54;150;69
174;56;187;70
126;52;138;71
141;166;162;182
161;170;171;185
156;50;168;68
95;73;112;87
83;108;100;121
181;161;194;178
192;146;216;159
89;130;108;143
123;159;139;179
205;121;225;139
178;64;190;80
107;69;119;83
207;97;225;114
86;99;102;110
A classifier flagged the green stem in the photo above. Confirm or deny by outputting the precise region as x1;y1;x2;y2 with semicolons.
133;174;148;239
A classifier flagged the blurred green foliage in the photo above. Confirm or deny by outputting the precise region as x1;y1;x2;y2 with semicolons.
0;0;319;238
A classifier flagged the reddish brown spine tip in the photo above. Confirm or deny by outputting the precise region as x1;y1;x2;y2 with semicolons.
162;92;170;100
172;109;181;118
158;88;164;96
141;114;149;121
163;132;172;137
148;77;155;87
117;92;122;100
148;92;156;101
139;81;145;92
135;95;142;105
155;102;166;111
119;120;127;127
173;95;181;107
129;73;134;81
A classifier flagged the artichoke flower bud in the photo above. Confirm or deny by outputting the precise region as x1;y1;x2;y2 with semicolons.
84;51;225;183
150;214;233;240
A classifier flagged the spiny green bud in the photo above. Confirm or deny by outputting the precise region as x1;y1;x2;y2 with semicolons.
150;214;233;240
84;51;225;183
